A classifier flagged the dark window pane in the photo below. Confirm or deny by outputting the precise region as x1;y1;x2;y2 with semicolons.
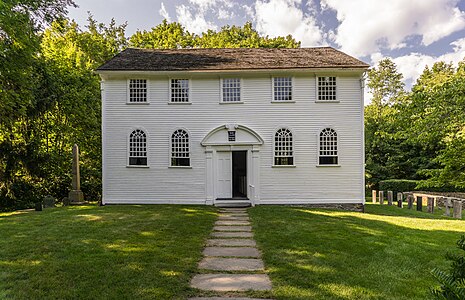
319;156;338;165
129;157;147;166
171;158;190;166
274;157;293;165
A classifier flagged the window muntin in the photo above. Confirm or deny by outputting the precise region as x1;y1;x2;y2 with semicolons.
318;76;337;101
129;79;147;103
222;78;241;102
170;79;189;102
273;77;292;101
171;129;190;166
274;128;293;165
129;129;147;166
319;128;338;165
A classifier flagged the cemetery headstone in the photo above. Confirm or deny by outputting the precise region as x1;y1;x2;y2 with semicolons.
68;144;84;204
407;194;414;209
416;196;423;211
379;191;384;205
372;190;377;203
444;198;452;217
453;200;463;219
397;192;403;208
387;191;393;206
427;197;434;214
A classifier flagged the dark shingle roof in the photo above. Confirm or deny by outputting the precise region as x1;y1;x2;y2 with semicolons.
97;47;369;72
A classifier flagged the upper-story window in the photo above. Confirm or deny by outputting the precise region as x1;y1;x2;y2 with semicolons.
221;78;241;102
319;128;338;165
129;129;147;166
273;77;293;101
274;128;294;165
317;76;337;101
171;129;190;166
170;79;189;103
128;79;147;103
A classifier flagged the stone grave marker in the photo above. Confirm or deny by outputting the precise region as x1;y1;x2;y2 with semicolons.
416;196;423;211
427;197;434;214
379;191;384;205
372;190;377;203
68;144;84;204
407;194;414;209
397;192;403;208
453;200;463;219
387;191;393;206
444;198;452;217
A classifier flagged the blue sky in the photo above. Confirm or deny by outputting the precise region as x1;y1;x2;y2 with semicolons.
69;0;465;89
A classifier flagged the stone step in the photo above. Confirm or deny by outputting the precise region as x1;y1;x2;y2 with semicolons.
207;239;256;247
214;226;252;232
203;247;260;258
215;220;251;226
217;216;249;221
211;232;253;238
190;274;272;291
219;209;248;212
198;257;264;271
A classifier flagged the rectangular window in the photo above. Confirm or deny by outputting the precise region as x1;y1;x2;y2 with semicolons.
222;78;241;102
170;79;189;102
273;77;292;101
128;79;147;103
318;76;337;101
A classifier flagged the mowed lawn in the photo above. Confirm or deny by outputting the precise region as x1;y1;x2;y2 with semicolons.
249;203;465;300
0;205;217;299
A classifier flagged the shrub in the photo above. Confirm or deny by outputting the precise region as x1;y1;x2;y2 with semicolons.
378;179;419;193
431;235;465;299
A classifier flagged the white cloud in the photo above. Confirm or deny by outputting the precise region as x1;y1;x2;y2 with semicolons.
217;8;234;20
175;4;218;34
254;0;323;46
159;2;171;22
322;0;465;57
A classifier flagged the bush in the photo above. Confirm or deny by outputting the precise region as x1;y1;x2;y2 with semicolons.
431;235;465;299
378;179;419;193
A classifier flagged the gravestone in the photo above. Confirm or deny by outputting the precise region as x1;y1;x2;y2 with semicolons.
407;194;414;209
43;195;56;208
35;202;42;211
453;200;462;219
416;196;423;211
427;197;434;214
68;144;84;204
379;191;384;205
444;198;452;217
372;190;377;203
387;191;393;206
397;192;403;208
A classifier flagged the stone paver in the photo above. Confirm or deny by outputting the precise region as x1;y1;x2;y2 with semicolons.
207;239;256;247
211;231;253;238
214;225;252;232
220;213;248;217
198;257;264;271
215;220;250;226
190;274;272;291
203;247;260;257
217;216;249;221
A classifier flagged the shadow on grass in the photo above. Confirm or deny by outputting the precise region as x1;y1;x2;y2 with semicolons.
0;205;217;300
249;205;465;300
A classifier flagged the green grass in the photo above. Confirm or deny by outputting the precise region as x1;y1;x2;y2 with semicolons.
249;203;465;300
0;205;217;299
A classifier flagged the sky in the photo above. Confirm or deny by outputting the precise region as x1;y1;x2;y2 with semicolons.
68;0;465;93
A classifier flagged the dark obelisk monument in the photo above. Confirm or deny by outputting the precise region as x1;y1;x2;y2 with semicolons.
68;144;84;204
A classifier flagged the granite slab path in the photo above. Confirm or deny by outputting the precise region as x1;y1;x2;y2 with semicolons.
189;207;272;300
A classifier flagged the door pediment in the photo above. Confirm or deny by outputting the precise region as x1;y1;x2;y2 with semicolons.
201;124;264;146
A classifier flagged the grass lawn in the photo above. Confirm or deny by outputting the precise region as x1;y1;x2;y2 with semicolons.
249;203;465;300
0;205;217;299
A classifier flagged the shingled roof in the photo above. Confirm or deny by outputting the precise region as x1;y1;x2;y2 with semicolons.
97;47;369;72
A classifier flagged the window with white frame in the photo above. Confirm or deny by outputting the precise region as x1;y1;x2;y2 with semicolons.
274;128;293;165
222;78;241;102
128;79;147;103
171;129;190;166
319;128;338;165
129;129;147;166
273;77;292;101
170;79;189;102
317;76;337;101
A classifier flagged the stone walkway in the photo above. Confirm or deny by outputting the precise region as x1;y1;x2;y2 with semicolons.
189;208;272;300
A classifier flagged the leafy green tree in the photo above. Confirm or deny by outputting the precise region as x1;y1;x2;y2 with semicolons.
129;19;194;49
431;235;465;299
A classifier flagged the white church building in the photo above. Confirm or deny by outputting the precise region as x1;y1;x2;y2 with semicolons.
96;47;369;206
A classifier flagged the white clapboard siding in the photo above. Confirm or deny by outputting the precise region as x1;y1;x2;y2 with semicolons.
102;72;364;205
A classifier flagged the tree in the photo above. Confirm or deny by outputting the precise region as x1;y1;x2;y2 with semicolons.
129;19;194;49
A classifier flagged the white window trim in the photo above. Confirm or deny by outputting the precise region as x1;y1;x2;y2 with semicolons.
126;79;150;104
169;128;191;168
127;127;149;168
271;76;295;103
315;76;339;103
220;77;243;104
316;127;340;167
272;127;295;167
169;78;191;104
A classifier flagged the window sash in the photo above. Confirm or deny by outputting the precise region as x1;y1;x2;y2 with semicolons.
274;128;293;165
317;76;337;101
128;79;147;103
273;77;292;101
170;79;189;102
171;129;190;166
319;128;338;165
222;78;241;102
129;129;147;166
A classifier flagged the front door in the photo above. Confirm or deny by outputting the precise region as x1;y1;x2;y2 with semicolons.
232;151;247;198
217;151;232;199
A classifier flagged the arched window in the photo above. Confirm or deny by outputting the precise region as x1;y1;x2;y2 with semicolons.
319;128;338;165
129;129;147;166
171;129;190;166
274;128;293;165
